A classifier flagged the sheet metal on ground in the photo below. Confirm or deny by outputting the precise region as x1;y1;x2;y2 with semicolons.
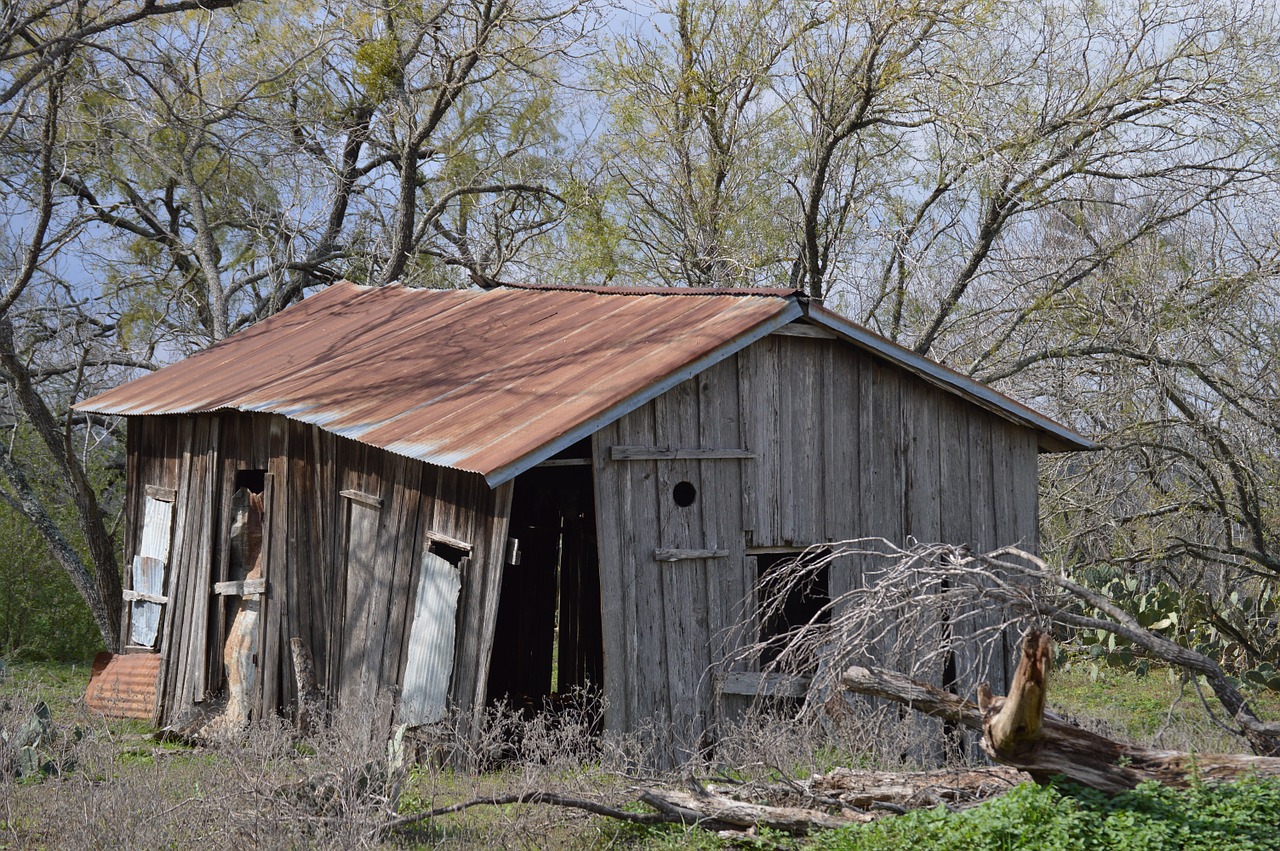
84;652;161;721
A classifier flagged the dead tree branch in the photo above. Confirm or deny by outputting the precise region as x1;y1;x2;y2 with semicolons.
727;539;1280;757
842;629;1280;793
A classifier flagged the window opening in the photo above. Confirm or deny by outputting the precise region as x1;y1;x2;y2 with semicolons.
672;480;697;507
757;549;831;668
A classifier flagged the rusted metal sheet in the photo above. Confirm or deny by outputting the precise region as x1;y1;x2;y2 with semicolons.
76;284;799;485
84;652;161;721
76;283;1093;486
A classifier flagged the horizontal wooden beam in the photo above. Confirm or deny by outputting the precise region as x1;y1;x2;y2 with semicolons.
122;590;169;605
770;323;837;339
612;446;756;461
144;484;177;502
654;548;730;562
340;489;382;509
427;530;472;554
213;578;266;597
719;671;812;698
746;546;822;555
534;457;592;468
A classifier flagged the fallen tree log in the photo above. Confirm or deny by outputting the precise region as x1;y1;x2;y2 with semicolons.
638;788;868;833
841;629;1280;794
808;766;1027;811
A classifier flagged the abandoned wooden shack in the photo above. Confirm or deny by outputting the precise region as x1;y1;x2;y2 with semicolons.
76;282;1094;751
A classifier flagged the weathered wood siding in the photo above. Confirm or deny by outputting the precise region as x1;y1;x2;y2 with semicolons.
124;412;513;730
592;332;1040;746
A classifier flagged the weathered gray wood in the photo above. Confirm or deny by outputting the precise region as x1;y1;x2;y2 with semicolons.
654;381;710;758
741;335;780;544
958;411;997;694
190;416;220;706
591;422;631;733
260;419;286;717
359;456;410;719
902;383;942;545
155;415;194;721
654;548;730;561
718;671;811;698
611;446;756;461
467;478;514;726
380;458;424;715
769;323;838;339
624;401;666;741
145;485;177;501
339;487;382;704
340;488;383;509
213;578;267;596
696;357;748;698
1009;427;1039;552
425;530;473;553
122;588;169;605
822;343;859;563
533;457;592;467
779;337;825;546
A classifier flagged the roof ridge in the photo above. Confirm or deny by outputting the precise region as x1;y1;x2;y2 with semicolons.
499;281;800;298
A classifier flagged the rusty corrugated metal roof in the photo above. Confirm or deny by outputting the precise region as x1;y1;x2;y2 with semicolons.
77;282;1094;484
77;283;803;483
84;652;160;721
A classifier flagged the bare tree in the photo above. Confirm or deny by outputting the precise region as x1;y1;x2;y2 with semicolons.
0;0;599;650
733;540;1280;756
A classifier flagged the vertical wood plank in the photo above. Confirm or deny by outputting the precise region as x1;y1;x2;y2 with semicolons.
467;478;514;724
824;345;860;601
591;420;631;734
654;378;711;756
741;336;780;544
156;415;194;722
621;401;665;739
903;382;942;546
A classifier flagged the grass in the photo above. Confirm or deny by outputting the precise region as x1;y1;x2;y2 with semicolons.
1050;660;1280;751
6;658;1280;849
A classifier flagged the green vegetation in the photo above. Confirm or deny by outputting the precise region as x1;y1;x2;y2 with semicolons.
808;778;1280;851
6;662;1280;848
0;509;104;662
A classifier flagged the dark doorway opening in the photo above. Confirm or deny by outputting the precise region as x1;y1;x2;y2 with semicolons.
487;442;603;716
757;549;831;668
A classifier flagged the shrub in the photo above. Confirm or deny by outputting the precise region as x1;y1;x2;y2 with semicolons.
809;777;1280;851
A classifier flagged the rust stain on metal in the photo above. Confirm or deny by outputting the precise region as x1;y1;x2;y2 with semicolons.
77;283;793;477
84;651;160;721
77;281;1093;480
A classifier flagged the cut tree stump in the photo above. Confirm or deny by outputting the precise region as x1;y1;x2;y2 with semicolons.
841;628;1280;794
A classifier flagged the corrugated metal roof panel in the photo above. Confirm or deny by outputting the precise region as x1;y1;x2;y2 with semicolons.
76;282;1093;483
77;283;798;482
84;652;160;722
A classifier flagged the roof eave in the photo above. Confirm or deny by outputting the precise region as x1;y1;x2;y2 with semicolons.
802;303;1099;453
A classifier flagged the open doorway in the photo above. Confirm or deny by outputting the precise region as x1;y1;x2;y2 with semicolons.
486;442;603;715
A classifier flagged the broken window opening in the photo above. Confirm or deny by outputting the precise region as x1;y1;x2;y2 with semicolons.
757;549;831;669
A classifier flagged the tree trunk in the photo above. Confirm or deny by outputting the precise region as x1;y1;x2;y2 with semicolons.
841;629;1280;794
